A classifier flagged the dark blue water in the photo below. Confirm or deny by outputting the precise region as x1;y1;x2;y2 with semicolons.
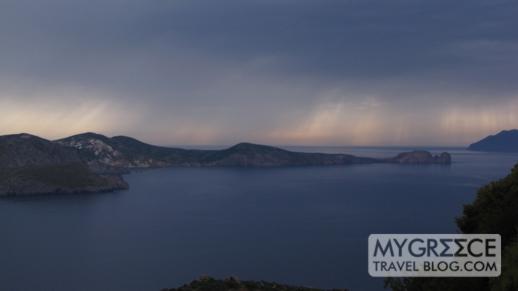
1;148;517;291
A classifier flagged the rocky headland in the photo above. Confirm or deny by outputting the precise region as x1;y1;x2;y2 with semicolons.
387;150;452;164
0;134;128;196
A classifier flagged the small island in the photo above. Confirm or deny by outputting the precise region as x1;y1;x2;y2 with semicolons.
0;132;452;196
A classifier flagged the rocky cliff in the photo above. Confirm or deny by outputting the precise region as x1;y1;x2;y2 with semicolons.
0;134;128;196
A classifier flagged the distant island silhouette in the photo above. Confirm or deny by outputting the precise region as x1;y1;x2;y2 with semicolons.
468;129;518;152
0;132;451;196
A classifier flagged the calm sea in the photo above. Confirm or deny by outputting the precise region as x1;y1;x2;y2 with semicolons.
1;147;517;291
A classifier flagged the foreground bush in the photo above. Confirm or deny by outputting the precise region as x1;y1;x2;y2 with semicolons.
387;164;518;291
163;277;348;291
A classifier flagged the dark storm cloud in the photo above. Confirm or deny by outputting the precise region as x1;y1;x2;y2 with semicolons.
150;0;518;83
0;0;517;145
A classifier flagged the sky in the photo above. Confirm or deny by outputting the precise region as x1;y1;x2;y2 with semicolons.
0;0;517;146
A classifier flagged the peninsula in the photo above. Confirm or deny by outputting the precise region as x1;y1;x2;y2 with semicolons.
0;132;452;196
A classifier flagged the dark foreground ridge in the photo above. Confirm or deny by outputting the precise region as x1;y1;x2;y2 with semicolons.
0;132;452;196
468;129;518;152
162;277;348;291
